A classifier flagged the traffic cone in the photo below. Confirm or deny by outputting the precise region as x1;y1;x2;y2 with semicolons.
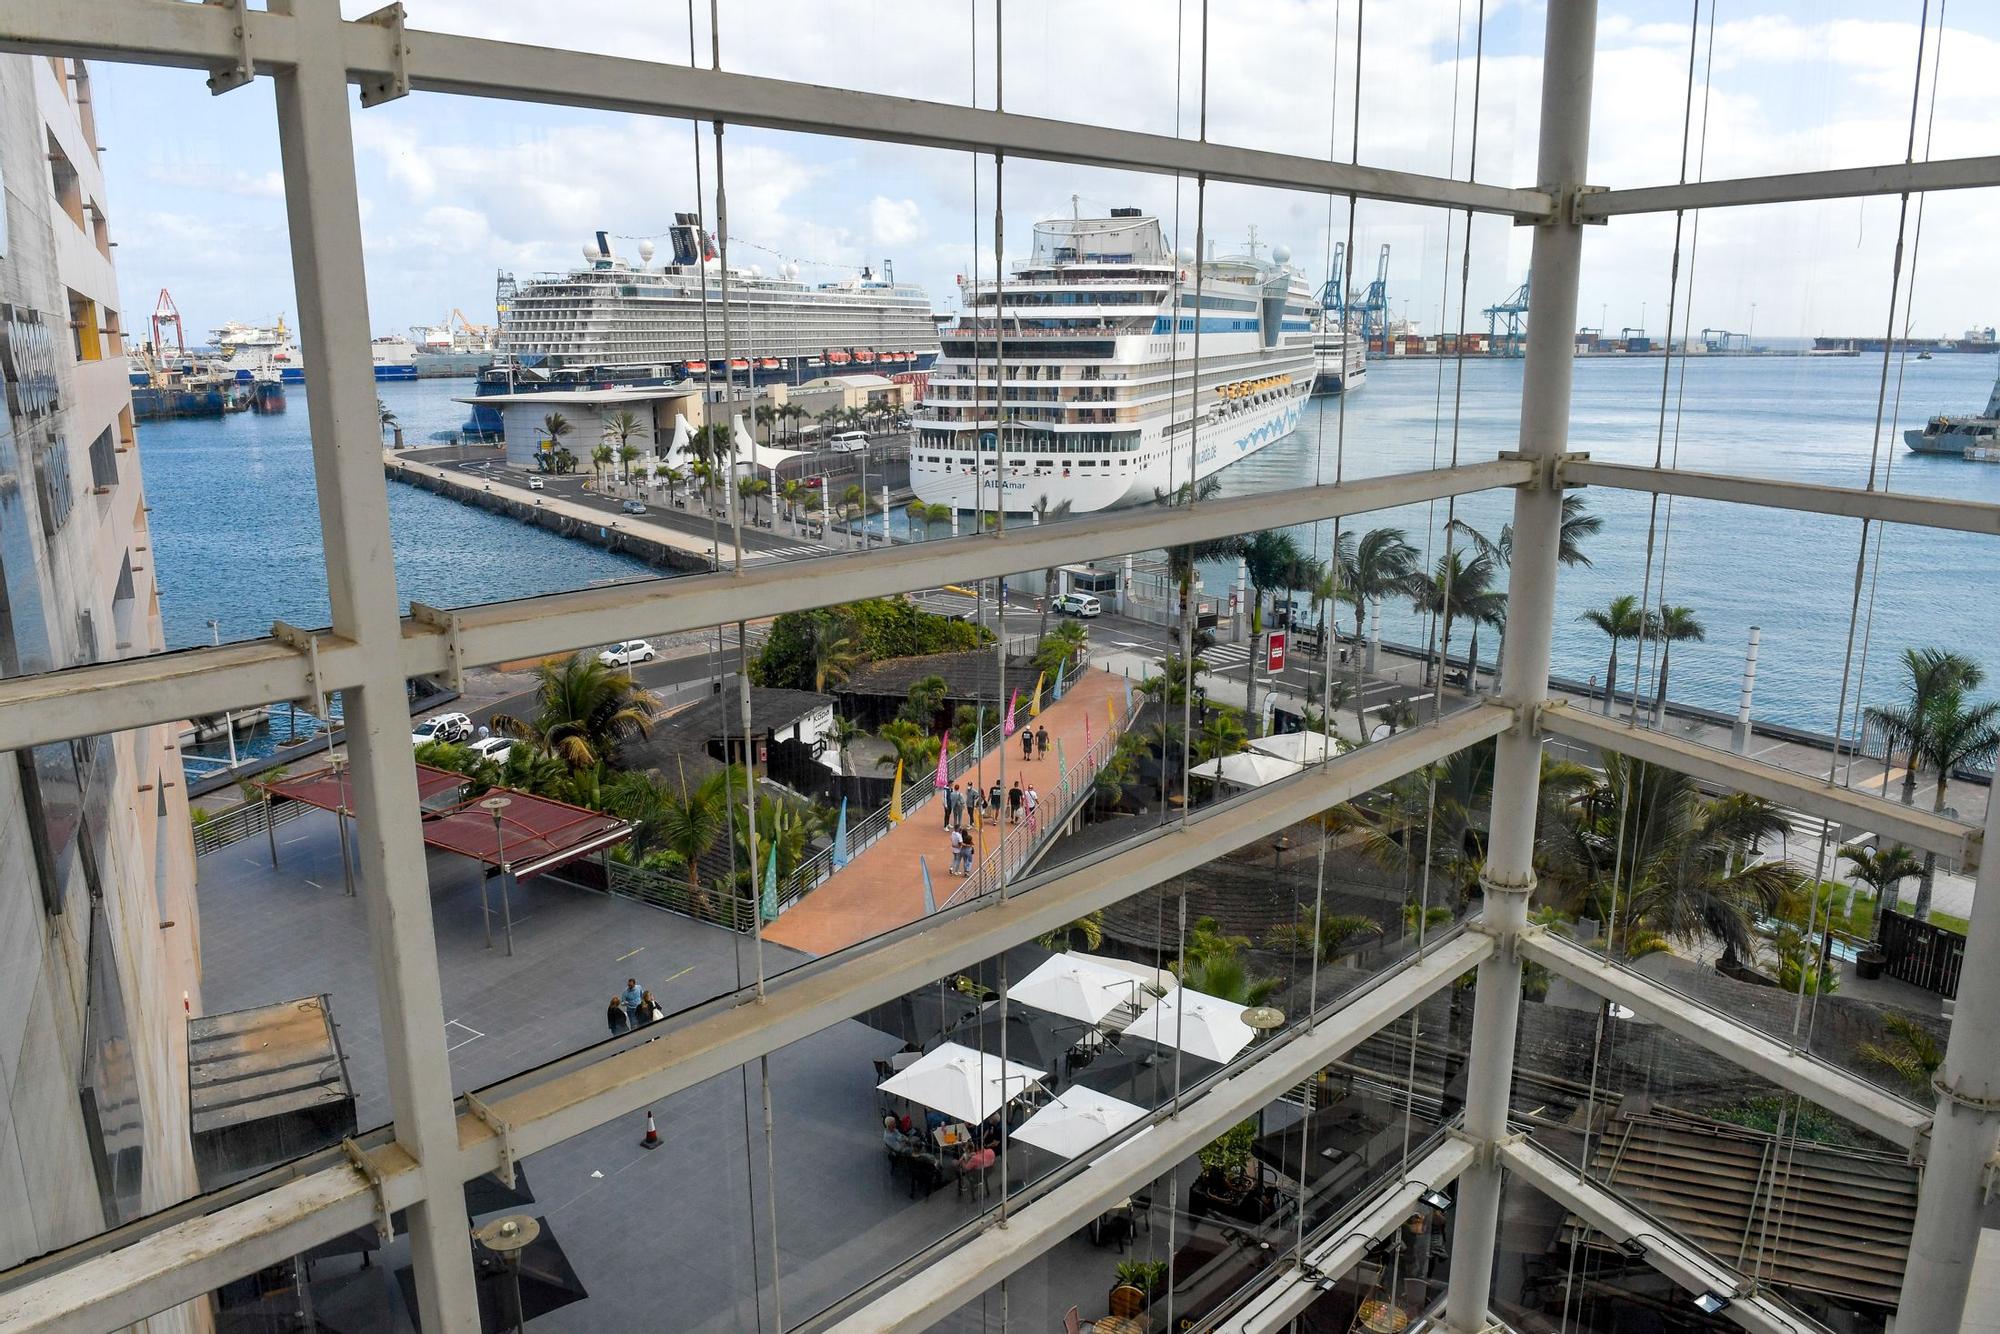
640;1110;661;1149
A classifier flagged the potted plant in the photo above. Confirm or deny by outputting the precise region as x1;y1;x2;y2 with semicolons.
1191;1119;1265;1221
1110;1259;1168;1309
1856;942;1887;981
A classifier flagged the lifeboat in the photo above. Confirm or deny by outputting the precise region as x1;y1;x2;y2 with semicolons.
827;350;852;365
686;360;707;373
757;357;780;370
853;349;876;364
729;358;750;371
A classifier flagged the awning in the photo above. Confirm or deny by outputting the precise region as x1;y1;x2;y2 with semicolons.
263;764;630;880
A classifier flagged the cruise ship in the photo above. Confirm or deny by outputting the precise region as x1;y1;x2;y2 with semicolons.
1311;315;1367;395
213;318;422;382
911;210;1316;515
489;217;940;388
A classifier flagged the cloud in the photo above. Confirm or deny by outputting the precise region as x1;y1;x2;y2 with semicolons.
868;197;924;248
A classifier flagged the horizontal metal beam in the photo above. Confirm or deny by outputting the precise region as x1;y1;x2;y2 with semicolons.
1213;1137;1479;1334
0;705;1508;1333
1581;153;2000;219
1564;460;2000;538
0;2;1552;221
1537;701;1981;869
824;933;1494;1333
1519;930;1932;1149
0;461;1529;754
1500;1138;1829;1334
0;1142;422;1334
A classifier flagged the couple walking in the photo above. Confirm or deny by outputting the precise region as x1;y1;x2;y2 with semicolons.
606;976;663;1035
1019;723;1049;763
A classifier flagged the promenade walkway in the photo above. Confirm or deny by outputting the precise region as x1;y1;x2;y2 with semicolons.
766;667;1129;956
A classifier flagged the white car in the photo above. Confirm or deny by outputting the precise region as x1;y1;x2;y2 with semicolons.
468;736;514;764
828;430;869;453
598;639;657;667
411;712;473;746
527;476;545;491
1051;593;1101;618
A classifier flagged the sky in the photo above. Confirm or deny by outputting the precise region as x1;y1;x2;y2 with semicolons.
88;0;2000;349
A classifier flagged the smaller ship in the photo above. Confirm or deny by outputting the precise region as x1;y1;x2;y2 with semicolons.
372;334;418;380
1311;316;1367;395
1905;362;2000;458
214;317;306;383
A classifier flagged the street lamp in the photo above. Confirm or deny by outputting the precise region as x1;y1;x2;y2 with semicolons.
481;795;515;955
328;750;354;897
473;1213;541;1334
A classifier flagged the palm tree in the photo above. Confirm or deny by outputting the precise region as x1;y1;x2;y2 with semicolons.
828;714;865;782
1379;698;1417;736
737;474;770;526
661;466;686;506
1193;709;1249;765
898;674;950;728
1335;526;1420;734
378;399;401;447
1579;594;1646;717
1155;477;1246;619
1182;917;1278;1005
659;765;734;903
1411;549;1498;690
1242;529;1305;736
1909;687;2000;918
753;403;778;443
876;717;940;772
904;500;931;541
1647;604;1705;723
1447;494;1600;572
541;411;572;470
590;444;613;488
602;409;642;482
491;653;661;770
1865;648;1984;807
1857;1013;1944;1100
1840;843;1923;938
779;478;807;534
806;618;860;693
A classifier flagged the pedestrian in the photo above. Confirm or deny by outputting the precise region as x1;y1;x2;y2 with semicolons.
639;989;663;1024
1022;727;1033;761
988;778;1002;819
1008;779;1023;824
606;997;629;1036
948;827;967;875
477;723;491;742
1024;783;1039;833
963;780;979;827
942;781;959;830
1035;724;1049;759
621;977;644;1025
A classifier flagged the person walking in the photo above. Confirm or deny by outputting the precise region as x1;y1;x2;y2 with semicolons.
1008;778;1024;825
942;781;960;830
1024;783;1039;833
961;780;979;829
606;997;629;1036
621;977;644;1026
638;990;663;1025
1021;726;1033;762
1034;724;1049;760
988;778;1003;821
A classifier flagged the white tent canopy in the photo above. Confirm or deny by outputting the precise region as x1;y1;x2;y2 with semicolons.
1189;751;1305;790
1012;1085;1149;1159
876;1041;1044;1124
1248;730;1340;765
729;413;808;473
1010;952;1149;1027
1122;986;1257;1064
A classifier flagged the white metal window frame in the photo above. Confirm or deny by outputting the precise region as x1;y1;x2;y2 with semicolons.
0;1;1993;1331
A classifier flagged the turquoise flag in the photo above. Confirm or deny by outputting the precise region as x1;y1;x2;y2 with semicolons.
1057;737;1067;778
760;841;779;921
1052;658;1067;702
920;854;937;914
831;797;849;869
1123;674;1132;716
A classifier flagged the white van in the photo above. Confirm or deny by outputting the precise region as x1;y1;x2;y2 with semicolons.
829;431;869;453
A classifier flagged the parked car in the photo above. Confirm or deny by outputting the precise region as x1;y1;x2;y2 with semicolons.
467;736;514;765
621;498;647;515
1051;593;1102;618
527;476;545;490
598;639;657;667
829;430;869;453
411;712;473;746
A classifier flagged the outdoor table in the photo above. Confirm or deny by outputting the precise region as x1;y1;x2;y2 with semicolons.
933;1122;975;1151
1093;1315;1146;1334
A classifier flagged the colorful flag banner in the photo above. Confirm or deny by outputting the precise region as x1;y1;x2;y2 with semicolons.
1052;658;1067;702
889;758;905;824
920;854;936;914
1004;688;1020;737
760;842;779;921
831;797;849;869
1029;671;1046;718
934;738;950;789
1123;674;1133;717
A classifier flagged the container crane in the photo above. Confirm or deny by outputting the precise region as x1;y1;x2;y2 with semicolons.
1348;244;1391;352
1621;326;1651;353
150;288;184;356
1316;240;1348;320
1483;271;1530;357
1701;327;1748;353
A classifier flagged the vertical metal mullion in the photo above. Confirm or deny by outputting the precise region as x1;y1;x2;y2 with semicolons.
268;3;478;1328
1442;0;1596;1325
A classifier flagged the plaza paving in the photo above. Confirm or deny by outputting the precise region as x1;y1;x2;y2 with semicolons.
194;807;1143;1331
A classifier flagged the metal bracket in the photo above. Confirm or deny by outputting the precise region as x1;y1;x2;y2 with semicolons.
463;1091;516;1190
340;1138;393;1242
1498;449;1589;492
1447;1127;1524;1171
1570;184;1609;226
271;621;327;719
357;4;411;107
1933;1074;2000;1115
408;602;465;693
203;0;255;96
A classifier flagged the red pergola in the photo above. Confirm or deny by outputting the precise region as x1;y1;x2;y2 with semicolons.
264;763;630;879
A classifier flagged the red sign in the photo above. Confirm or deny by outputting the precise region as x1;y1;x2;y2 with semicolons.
1267;631;1286;673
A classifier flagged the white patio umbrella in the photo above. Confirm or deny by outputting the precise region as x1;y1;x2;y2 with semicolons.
876;1040;1044;1124
1121;986;1257;1064
1010;952;1147;1027
1188;751;1304;790
1013;1085;1148;1158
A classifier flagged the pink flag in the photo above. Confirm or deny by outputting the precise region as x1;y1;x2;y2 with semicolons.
1084;715;1093;748
933;736;949;789
1004;688;1020;737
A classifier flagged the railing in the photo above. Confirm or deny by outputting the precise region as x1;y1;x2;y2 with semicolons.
945;705;1132;908
1878;908;1966;999
190;794;310;858
604;858;759;933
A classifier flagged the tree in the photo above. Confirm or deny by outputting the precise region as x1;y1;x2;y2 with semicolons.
806;616;860;693
898;674;950;728
1335;527;1420;735
1410;549;1500;690
876;717;940;772
779;478;807;533
751;600;988;690
1857;1013;1944;1100
1865;648;1984;808
657;765;735;902
378;399;400;446
828;714;865;780
1137;653;1209;708
737;474;770;526
1642;604;1706;722
1579;594;1646;717
1193;708;1249;765
1840;843;1923;934
1909;686;2000;918
490;652;661;770
1181;916;1277;1005
1155;477;1246;620
603;409;643;484
590;444;614;488
661;466;686;507
542;411;572;469
1241;529;1305;736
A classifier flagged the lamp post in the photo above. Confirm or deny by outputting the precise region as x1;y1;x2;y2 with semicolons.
473;1213;540;1334
481;796;514;955
329;750;355;897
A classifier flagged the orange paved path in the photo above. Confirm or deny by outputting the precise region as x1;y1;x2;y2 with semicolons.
764;666;1128;956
